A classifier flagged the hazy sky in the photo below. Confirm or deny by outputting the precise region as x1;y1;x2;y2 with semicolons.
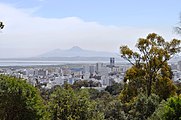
0;0;181;58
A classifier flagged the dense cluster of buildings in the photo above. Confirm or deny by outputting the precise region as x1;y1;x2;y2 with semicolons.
0;58;131;89
1;58;181;89
171;61;181;82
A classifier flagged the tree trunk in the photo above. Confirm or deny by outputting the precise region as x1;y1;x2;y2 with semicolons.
147;75;152;97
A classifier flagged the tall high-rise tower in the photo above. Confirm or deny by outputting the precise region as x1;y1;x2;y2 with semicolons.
110;57;115;67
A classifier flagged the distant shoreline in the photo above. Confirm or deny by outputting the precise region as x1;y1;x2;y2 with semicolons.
0;59;129;67
0;56;123;61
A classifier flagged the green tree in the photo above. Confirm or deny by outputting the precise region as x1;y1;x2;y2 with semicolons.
119;66;146;103
149;96;181;120
102;93;160;120
87;88;100;100
175;80;181;95
120;33;181;98
105;81;124;96
0;75;47;120
153;72;176;100
129;93;160;120
72;80;100;89
104;100;128;120
48;86;104;120
72;80;89;89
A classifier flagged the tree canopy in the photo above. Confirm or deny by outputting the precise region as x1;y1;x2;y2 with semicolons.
120;33;181;99
0;75;47;120
48;86;104;120
149;96;181;120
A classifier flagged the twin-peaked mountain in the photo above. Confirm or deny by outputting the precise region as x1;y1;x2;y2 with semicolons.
39;46;118;58
35;46;180;62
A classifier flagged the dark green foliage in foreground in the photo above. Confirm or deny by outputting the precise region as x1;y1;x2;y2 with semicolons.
175;80;181;95
149;96;181;120
105;82;124;96
0;74;181;120
96;93;160;120
48;85;104;120
0;75;47;120
128;94;160;120
104;100;128;120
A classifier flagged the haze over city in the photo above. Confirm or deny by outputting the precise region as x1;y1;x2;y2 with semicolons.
0;0;181;58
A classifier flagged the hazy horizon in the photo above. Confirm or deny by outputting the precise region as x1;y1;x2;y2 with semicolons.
0;46;119;59
0;0;181;58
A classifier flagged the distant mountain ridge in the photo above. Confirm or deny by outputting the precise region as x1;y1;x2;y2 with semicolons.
38;46;118;58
